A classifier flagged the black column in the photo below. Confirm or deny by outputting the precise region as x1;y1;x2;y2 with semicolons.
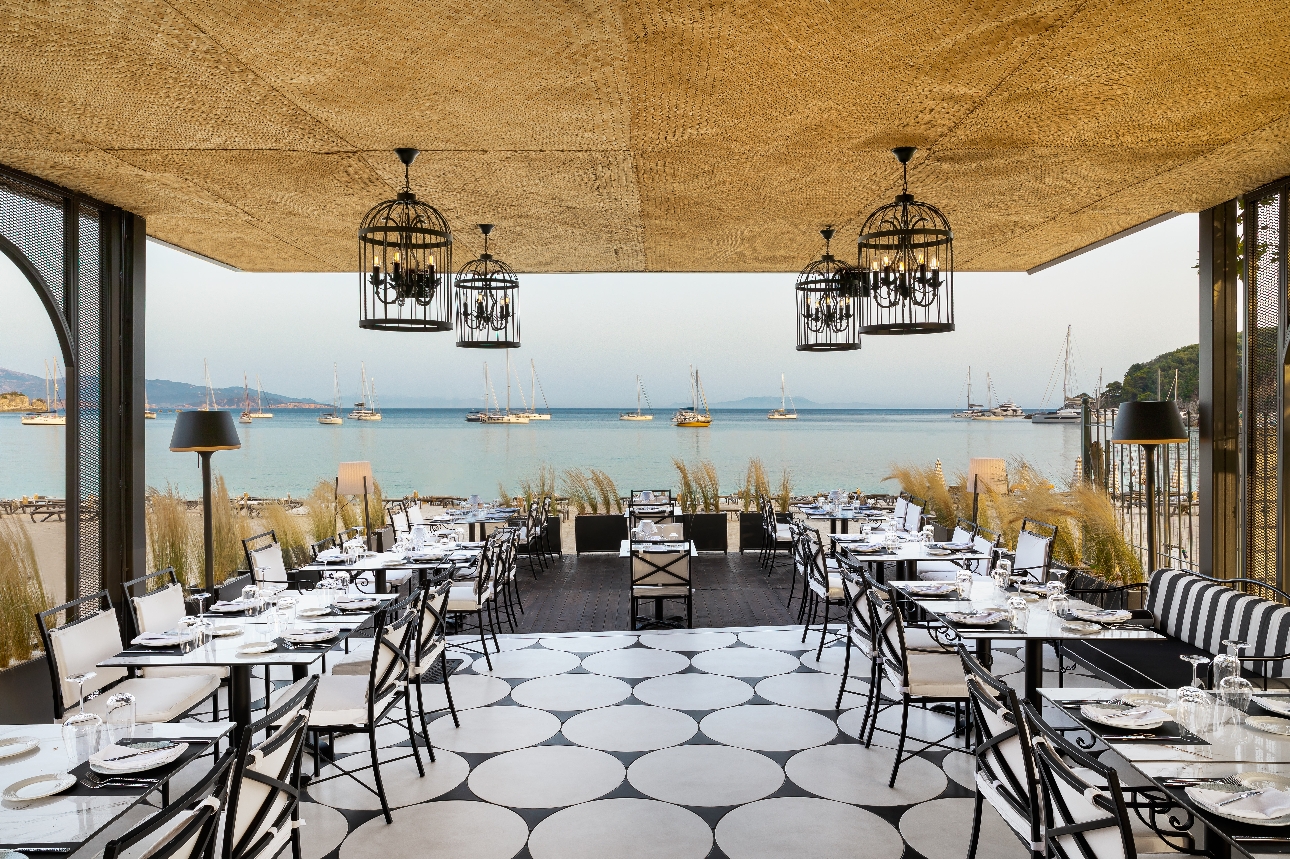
1198;200;1240;580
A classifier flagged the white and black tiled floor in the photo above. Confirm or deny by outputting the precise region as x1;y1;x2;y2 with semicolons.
296;625;1112;859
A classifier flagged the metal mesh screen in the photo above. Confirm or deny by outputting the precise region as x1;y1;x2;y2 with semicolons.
0;176;64;305
77;206;102;600
1244;190;1285;590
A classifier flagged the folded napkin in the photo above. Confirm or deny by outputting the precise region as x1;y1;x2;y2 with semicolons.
1073;608;1133;623
1082;704;1169;728
131;631;193;645
90;741;185;772
907;583;957;594
1190;786;1290;819
210;600;248;611
316;548;342;560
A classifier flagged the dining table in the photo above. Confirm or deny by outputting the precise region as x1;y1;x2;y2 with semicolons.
1043;686;1290;857
795;504;888;534
896;577;1165;708
445;509;518;542
0;720;232;855
97;588;395;733
834;534;990;583
297;545;483;593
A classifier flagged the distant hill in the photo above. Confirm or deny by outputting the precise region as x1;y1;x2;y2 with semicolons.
705;396;881;409
0;367;62;401
0;368;323;409
1100;344;1199;406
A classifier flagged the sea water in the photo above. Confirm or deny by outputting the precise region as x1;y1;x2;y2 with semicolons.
0;409;1084;500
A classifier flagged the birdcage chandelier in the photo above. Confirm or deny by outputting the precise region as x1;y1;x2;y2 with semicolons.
854;147;955;334
358;148;453;331
455;224;520;348
795;227;860;351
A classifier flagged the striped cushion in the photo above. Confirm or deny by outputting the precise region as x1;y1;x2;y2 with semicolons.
1147;569;1290;678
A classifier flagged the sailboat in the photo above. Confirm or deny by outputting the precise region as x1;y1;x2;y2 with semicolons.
951;368;984;418
350;363;382;420
620;375;654;421
249;375;273;418
767;374;798;420
239;374;254;423
1032;326;1082;424
520;360;551;420
318;364;343;424
201;360;216;411
971;373;1004;420
672;366;712;427
21;359;65;426
144;383;157;419
481;351;530;423
466;364;491;422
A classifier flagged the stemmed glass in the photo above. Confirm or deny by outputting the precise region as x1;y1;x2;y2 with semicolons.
62;672;103;770
1181;654;1212;688
1218;676;1254;725
1177;685;1214;735
1212;640;1247;690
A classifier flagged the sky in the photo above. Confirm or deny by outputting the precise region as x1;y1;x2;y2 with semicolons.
0;214;1200;409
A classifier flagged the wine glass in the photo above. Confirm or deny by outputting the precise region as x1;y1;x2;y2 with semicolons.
1219;676;1254;725
1181;654;1212;688
955;569;973;600
1007;596;1030;632
1212;640;1247;691
62;672;102;770
1177;685;1214;735
103;692;136;745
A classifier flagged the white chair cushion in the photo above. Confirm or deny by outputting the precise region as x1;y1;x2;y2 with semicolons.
330;641;375;676
810;573;844;600
132;585;186;635
84;675;220;722
48;611;128;701
249;544;289;585
411;641;446;677
448;585;492;612
976;771;1034;842
904;650;970;698
633;585;691;597
903;626;948;653
308;674;394;727
774;525;792;539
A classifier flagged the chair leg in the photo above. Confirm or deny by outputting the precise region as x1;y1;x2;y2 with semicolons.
862;664;882;747
686;590;693;629
512;574;525;614
816;599;831;660
476;609;494;671
835;635;853;709
405;692;429;770
486;599;501;650
415;676;432;746
369;726;393;824
967;791;984;859
888;698;910;788
441;651;460;727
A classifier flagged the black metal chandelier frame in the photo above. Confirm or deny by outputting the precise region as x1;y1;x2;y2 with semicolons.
455;223;520;348
795;227;860;352
358;148;453;331
854;146;955;335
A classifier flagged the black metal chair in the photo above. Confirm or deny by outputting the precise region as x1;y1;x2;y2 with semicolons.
408;581;461;739
630;542;693;630
760;494;793;573
1012;518;1057;582
242;530;291;588
799;526;846;658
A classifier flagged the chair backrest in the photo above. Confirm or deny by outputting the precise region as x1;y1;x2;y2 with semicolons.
1015;519;1056;582
243;531;289;584
406;503;426;525
801;527;831;592
960;647;1042;853
953;517;977;543
837;559;876;656
104;745;236;859
1024;704;1136;859
338;526;364;544
1144;568;1290;673
391;508;409;536
631;548;691;589
37;590;128;717
223;676;318;859
903;499;924;533
864;572;913;692
365;590;421;711
309;535;336;560
893;494;909;524
415;582;451;667
972;526;1002;576
122;567;185;638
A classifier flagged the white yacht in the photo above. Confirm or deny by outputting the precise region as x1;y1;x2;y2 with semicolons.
951;367;985;418
620;375;654;421
480;351;529;423
248;375;273;418
1032;326;1083;424
350;363;382;420
319;365;343;424
519;360;551;420
239;374;253;423
767;373;798;420
21;359;65;426
673;366;712;427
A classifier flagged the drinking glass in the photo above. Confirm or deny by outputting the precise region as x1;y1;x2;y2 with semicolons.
1048;592;1071;618
1212;640;1247;691
921;525;936;544
62;672;102;770
1218;676;1254;724
242;584;260;616
189;589;210;618
992;560;1012;590
955;569;973;599
1181;654;1212;688
103;692;136;745
1007;596;1029;632
1177;685;1214;735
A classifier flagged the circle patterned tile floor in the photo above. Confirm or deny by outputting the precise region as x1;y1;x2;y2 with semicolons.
901;797;1027;859
699;705;838;751
628;745;784;806
690;646;801;678
427;706;561;753
341;801;529;859
412;674;512;712
528;798;713;859
754;672;867;710
449;635;536;654
785;744;946;806
299;799;350;859
510;673;632;710
942;750;976;788
715;797;905;859
538;635;637;652
469;648;581;679
632;673;754;710
737;629;815;651
640;631;738;651
581;647;690;678
837;701;961;749
309;747;469;811
468;745;624;808
561;704;698;752
799;645;851;675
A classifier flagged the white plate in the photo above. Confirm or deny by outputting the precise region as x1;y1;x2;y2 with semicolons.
296;607;332;618
90;742;186;774
131;634;194;647
285;628;337;644
0;736;40;759
335;600;379;612
1248;716;1290;736
209;626;243;638
946;610;1008;627
1060;621;1102;635
2;773;76;801
1186;782;1290;825
924;547;953;556
237;641;277;655
210;603;249;614
1120;693;1173;709
1080;704;1169;731
1071;608;1133;624
1255;696;1290;717
906;583;957;595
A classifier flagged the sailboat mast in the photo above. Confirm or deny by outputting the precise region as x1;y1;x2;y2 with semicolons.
967;367;972;408
531;360;536;412
637;375;642;415
1063;325;1072;401
781;373;786;411
333;364;340;410
506;350;511;414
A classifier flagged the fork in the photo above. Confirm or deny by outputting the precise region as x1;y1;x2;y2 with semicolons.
1218;788;1265;806
1161;776;1242;787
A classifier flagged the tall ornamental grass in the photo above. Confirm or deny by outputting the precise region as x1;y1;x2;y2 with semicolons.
261;504;311;569
518;465;557;507
302;480;338;543
739;458;770;512
210;475;254;584
147;484;198;587
673;459;698;514
588;470;622;514
561;468;598;514
0;515;49;667
775;468;793;514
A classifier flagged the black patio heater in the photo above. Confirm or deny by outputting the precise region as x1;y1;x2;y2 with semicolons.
170;410;242;591
1112;401;1188;571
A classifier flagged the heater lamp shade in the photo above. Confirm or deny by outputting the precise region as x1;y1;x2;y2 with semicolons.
337;461;375;495
169;410;241;452
1112;401;1188;445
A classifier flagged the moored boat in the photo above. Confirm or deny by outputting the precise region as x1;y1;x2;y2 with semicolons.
767;373;798;420
673;366;712;427
620;375;654;421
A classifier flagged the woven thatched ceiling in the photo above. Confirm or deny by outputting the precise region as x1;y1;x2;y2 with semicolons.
2;0;1288;272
